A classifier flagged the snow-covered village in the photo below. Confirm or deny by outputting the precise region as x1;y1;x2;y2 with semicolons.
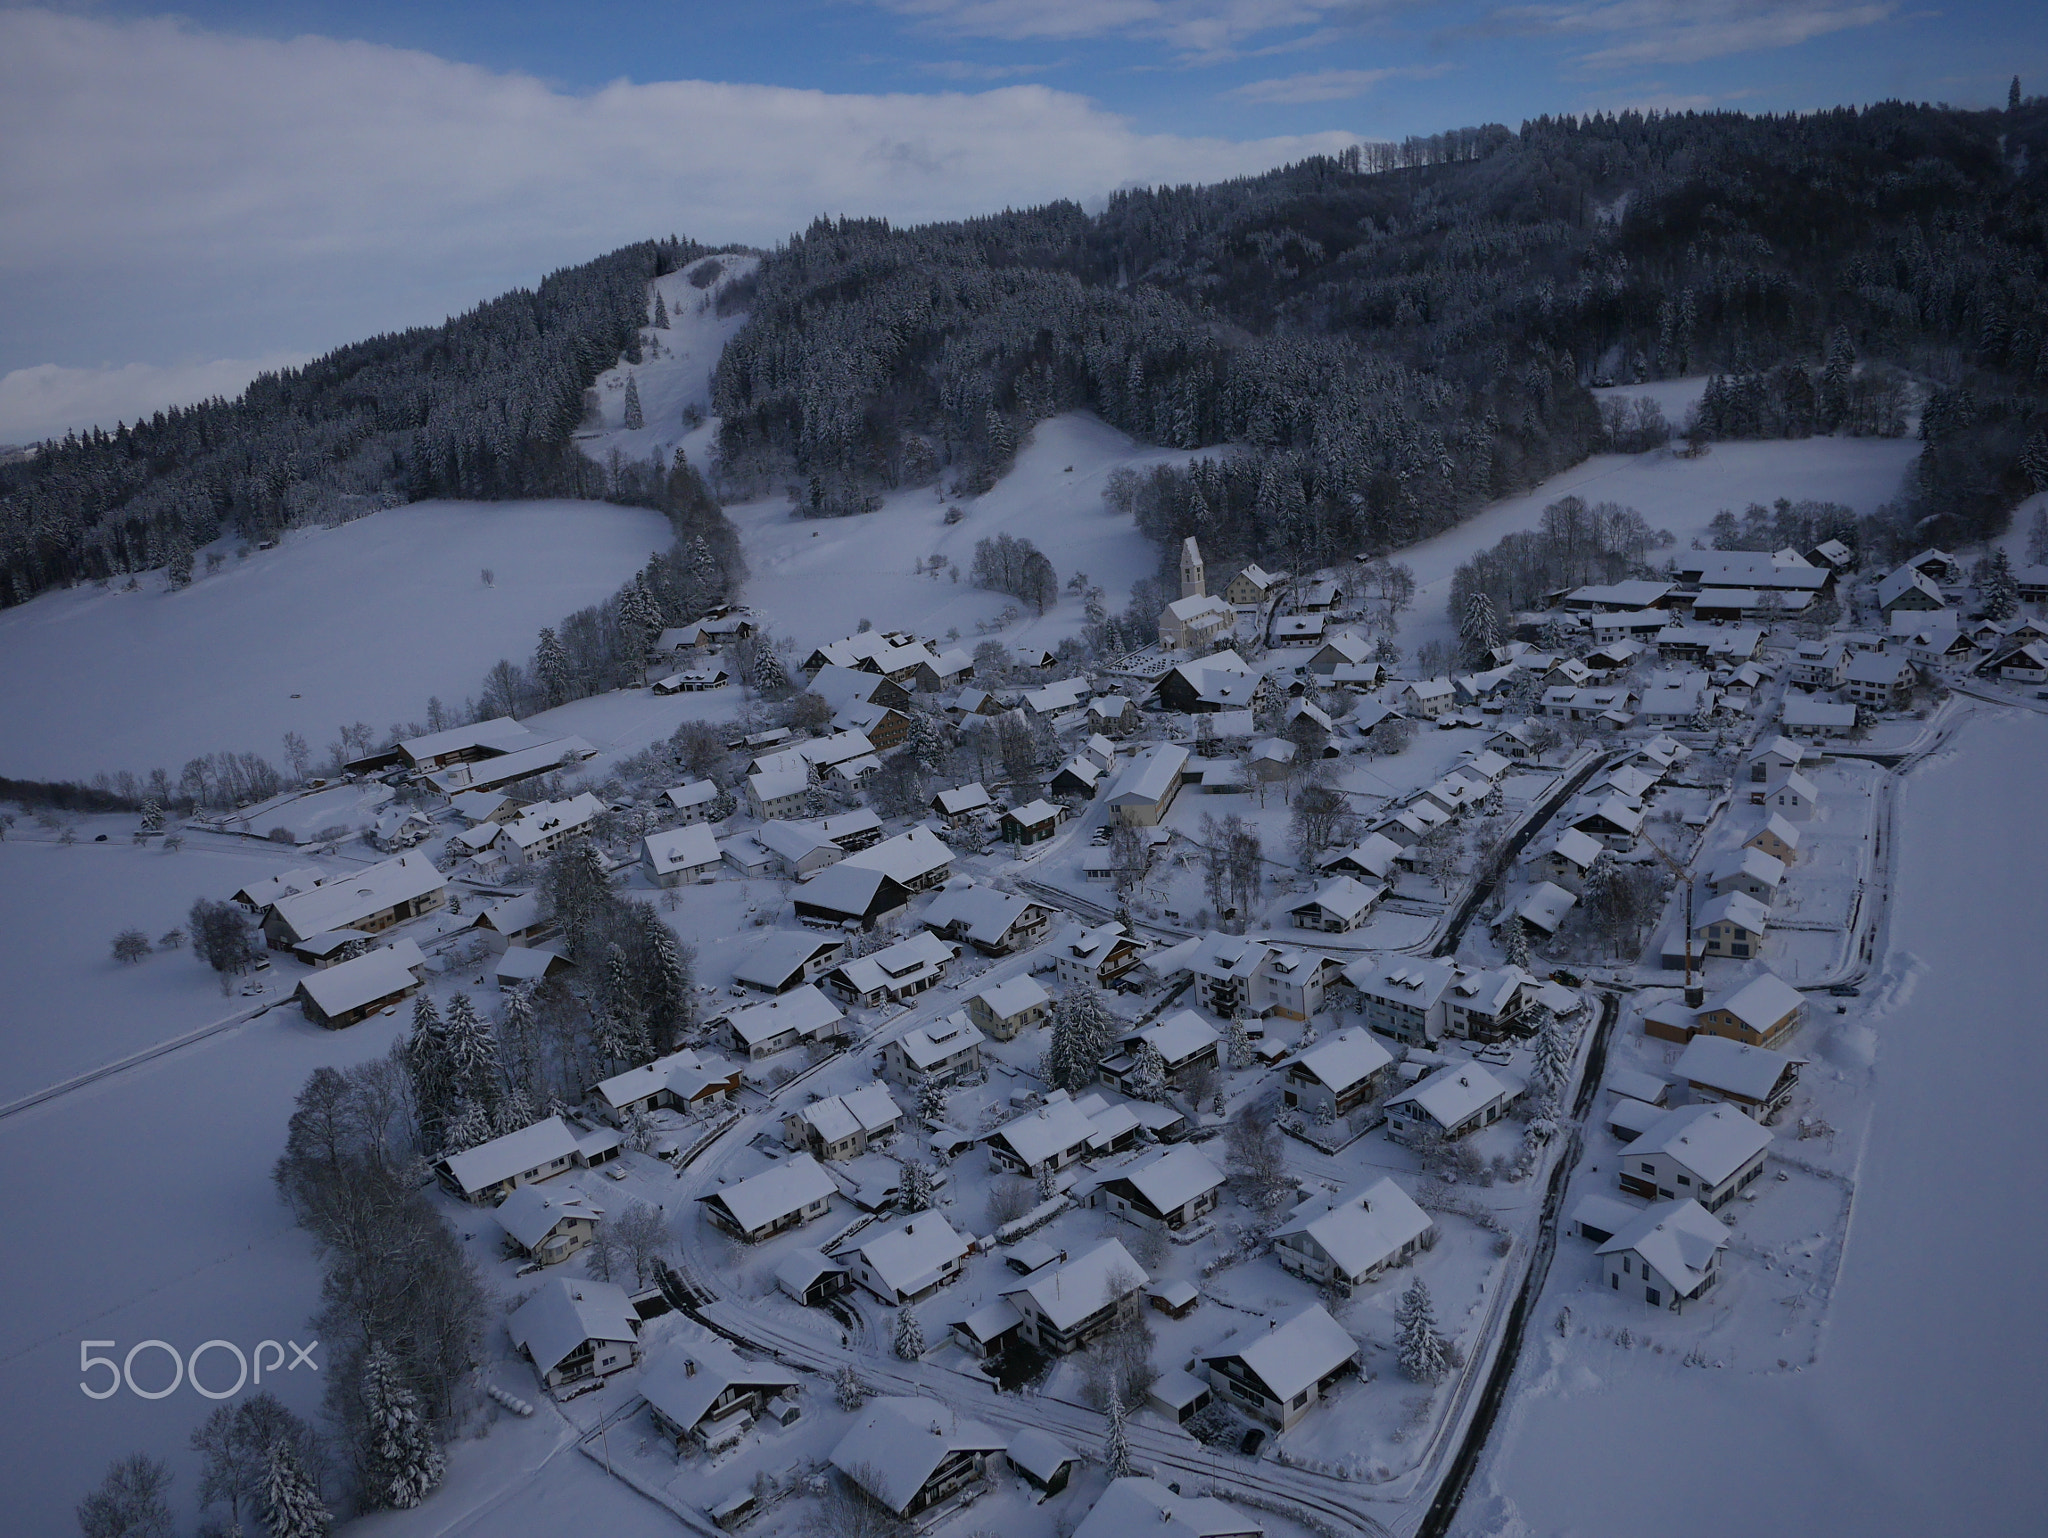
4;20;2047;1538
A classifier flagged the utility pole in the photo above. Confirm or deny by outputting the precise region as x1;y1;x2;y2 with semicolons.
1639;827;1700;1004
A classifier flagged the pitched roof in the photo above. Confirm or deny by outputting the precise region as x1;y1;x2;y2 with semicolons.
641;1337;799;1432
794;861;907;919
268;853;444;941
642;823;720;874
1630;1102;1773;1185
892;1013;986;1069
1290;1027;1394;1094
1697;890;1771;935
1711;845;1785;888
1702;970;1802;1031
1273;1176;1433;1278
1673;1036;1804;1100
733;929;844;991
972;973;1051;1020
840;826;953;884
723;985;843;1047
1005;1238;1148;1331
1124;1009;1220;1065
1294;875;1384;923
830;1398;1007;1515
1203;1302;1357;1401
494;1185;603;1251
1073;1480;1264;1538
699;1153;838;1233
1543;827;1605;872
296;944;419;1017
1106;1143;1225;1214
855;1213;972;1297
1386;1060;1521;1128
1749;814;1803;851
1005;1427;1081;1483
507;1278;637;1375
992;1092;1098;1167
440;1115;582;1197
1596;1198;1730;1293
1106;744;1190;807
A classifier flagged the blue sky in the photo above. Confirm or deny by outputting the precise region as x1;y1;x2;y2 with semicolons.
1;1;2042;441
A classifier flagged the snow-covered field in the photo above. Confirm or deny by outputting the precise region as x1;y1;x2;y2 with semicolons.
0;500;672;781
1462;708;2048;1538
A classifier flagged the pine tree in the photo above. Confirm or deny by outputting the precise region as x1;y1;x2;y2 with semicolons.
1126;1042;1168;1102
1104;1384;1134;1477
639;913;695;1054
751;644;789;695
535;626;573;707
262;1439;331;1538
653;291;670;329
403;994;455;1150
498;982;542;1103
1501;918;1531;971
622;373;644;431
2012;75;2023;111
1044;986;1114;1091
2021;429;2048;495
1395;1278;1449;1384
1529;1006;1572;1098
917;1076;949;1126
1460;590;1499;664
442;993;501;1116
1225;1016;1255;1070
359;1344;444;1510
893;1307;925;1360
900;1159;935;1213
908;710;949;771
1982;548;2019;621
442;1099;494;1153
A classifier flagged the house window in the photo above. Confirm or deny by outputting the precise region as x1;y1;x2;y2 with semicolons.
1645;1288;1661;1306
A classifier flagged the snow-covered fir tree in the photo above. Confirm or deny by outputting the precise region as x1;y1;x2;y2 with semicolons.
916;1076;949;1126
893;1307;924;1360
899;1159;936;1213
1044;986;1114;1091
1396;1277;1449;1384
442;1099;494;1154
751;645;789;695
652;291;669;329
403;994;455;1150
535;626;573;707
442;993;501;1117
1125;1042;1168;1102
1529;1006;1573;1098
1501;918;1531;971
1225;1016;1255;1070
1460;590;1500;664
1981;548;2019;621
622;372;644;431
834;1363;866;1410
359;1344;444;1510
1104;1385;1134;1477
262;1439;331;1538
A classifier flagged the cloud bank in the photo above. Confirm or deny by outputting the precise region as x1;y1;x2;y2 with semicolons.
0;8;1362;441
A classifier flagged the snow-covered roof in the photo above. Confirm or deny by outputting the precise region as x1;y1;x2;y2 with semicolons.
799;1080;902;1144
732;929;843;991
973;973;1051;1020
500;793;605;853
662;779;719;811
1386;1060;1521;1129
855;1213;971;1298
1274;1176;1433;1279
1574;793;1645;835
507;1278;637;1376
933;782;992;816
830;1398;1007;1515
642;823;720;875
793;861;904;919
495;1185;603;1251
1766;769;1819;803
1005;1427;1080;1482
1106;744;1190;807
1107;1144;1224;1214
296;944;419;1017
1782;696;1858;729
929;884;1040;946
1515;881;1579;934
1202;1302;1357;1402
1710;845;1786;889
755;820;839;867
1024;677;1091;714
1696;890;1771;936
1607;1067;1669;1105
1005;1238;1148;1331
701;1153;837;1233
232;866;325;910
1702;971;1803;1032
268;853;443;941
1003;798;1062;828
723;985;843;1048
892;1012;986;1069
427;736;594;794
1542;827;1605;873
440;1116;582;1197
1673;1036;1803;1100
1124;1009;1220;1066
1290;1026;1394;1095
641;1337;798;1432
775;1246;847;1296
992;1091;1099;1167
1631;1103;1773;1185
1877;566;1944;609
1596;1198;1730;1293
1316;832;1406;881
591;1046;738;1112
749;766;811;803
1074;1480;1264;1538
840;826;953;884
1345;954;1455;1008
1293;875;1384;923
494;945;568;985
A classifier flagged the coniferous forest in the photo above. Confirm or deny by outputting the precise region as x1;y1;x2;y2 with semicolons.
7;99;2048;622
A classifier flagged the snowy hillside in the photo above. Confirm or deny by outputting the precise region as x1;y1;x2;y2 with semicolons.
0;499;670;780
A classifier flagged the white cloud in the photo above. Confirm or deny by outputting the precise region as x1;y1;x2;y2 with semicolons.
1229;62;1454;103
1483;0;1900;70
0;8;1363;435
877;0;1396;60
0;355;310;445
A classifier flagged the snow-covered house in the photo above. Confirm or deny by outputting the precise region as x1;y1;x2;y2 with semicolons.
1003;1238;1149;1353
1746;815;1803;866
590;1046;742;1121
921;884;1053;955
1159;593;1239;651
438;1115;585;1204
1315;833;1406;884
848;1213;971;1305
1571;793;1646;849
641;1339;800;1454
1692;891;1771;960
1843;649;1915;708
1288;875;1386;933
965;974;1052;1040
747;766;812;821
1164;932;1274;1018
1201;1303;1358;1429
987;1092;1100;1177
720;985;844;1061
1694;971;1804;1049
1781;696;1857;738
1100;1011;1220;1093
783;1081;903;1160
1272;1177;1433;1294
733;930;847;994
507;1278;641;1392
660;779;724;824
263;853;445;950
1512;881;1579;939
836;825;953;893
881;1014;985;1086
1535;827;1606;893
1077;1482;1261;1538
640;823;721;887
495;1187;602;1266
1105;744;1191;826
1385;1060;1524;1142
755;820;845;880
1004;1429;1081;1497
1762;770;1819;820
697;1153;837;1242
1056;922;1147;989
1708;846;1786;905
294;943;422;1027
932;782;994;824
775;1248;850;1308
1877;566;1946;618
791;864;913;931
1400;677;1455;718
1282;1027;1395;1119
1090;1145;1225;1231
1672;1036;1805;1120
1344;956;1457;1045
1618;1103;1772;1211
1260;947;1348;1022
1597;1199;1730;1312
830;1399;1005;1518
1227;564;1288;605
823;931;957;1010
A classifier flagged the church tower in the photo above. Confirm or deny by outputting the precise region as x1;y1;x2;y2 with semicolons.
1180;536;1206;600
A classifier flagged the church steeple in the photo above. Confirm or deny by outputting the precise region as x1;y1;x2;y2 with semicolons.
1180;536;1205;600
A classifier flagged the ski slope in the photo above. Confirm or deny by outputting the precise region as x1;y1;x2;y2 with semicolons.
0;499;671;781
